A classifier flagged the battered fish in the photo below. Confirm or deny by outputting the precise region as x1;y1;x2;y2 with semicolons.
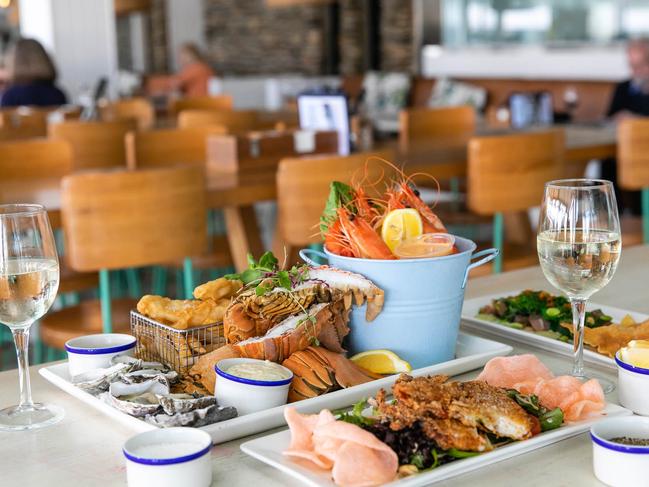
375;374;535;452
137;295;227;329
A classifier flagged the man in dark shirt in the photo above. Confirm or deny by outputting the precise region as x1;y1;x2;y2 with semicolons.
603;39;649;214
607;39;649;119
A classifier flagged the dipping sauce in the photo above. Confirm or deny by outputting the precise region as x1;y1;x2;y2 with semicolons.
609;437;649;446
393;233;455;259
227;361;292;382
619;340;649;369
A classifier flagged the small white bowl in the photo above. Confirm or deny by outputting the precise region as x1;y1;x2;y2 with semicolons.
123;427;213;487
214;358;293;415
65;333;136;377
591;416;649;487
616;352;649;415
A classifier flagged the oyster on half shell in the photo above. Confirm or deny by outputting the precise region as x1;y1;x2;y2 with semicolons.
159;394;217;415
145;403;237;428
107;376;169;416
72;363;134;395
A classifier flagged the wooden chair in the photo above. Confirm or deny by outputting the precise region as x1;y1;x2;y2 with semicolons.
467;130;564;273
275;150;395;264
399;106;476;152
125;126;227;169
177;109;272;132
169;95;233;115
618;118;649;244
99;97;155;130
0;108;49;140
39;166;207;349
48;119;136;170
0;138;98;294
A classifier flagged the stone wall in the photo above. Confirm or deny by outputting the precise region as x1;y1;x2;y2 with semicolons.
148;0;168;73
203;0;327;75
380;0;414;72
338;0;364;75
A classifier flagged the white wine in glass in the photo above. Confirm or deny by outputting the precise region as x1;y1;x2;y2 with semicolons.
0;204;64;431
537;180;621;392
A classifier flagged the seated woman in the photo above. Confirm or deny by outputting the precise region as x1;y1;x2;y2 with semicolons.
1;38;67;108
170;43;215;97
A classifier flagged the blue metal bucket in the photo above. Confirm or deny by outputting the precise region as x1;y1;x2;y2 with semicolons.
299;237;498;369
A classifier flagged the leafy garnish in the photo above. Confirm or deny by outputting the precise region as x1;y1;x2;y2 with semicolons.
335;398;375;427
320;181;354;235
447;448;480;459
506;389;564;432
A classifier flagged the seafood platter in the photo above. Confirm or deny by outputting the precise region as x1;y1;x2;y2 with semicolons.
39;164;506;444
462;290;649;369
241;354;630;486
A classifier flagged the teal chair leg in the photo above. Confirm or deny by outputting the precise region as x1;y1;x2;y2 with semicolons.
152;267;168;296
642;188;649;244
492;212;504;274
183;258;194;300
99;269;113;333
125;268;142;298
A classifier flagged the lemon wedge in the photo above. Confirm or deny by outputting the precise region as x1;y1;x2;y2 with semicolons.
620;340;649;368
350;350;412;375
381;209;423;253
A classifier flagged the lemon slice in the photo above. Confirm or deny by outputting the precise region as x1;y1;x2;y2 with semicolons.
620;340;649;368
350;349;412;375
381;209;423;253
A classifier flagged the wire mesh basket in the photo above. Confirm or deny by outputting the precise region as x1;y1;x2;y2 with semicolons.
130;311;226;375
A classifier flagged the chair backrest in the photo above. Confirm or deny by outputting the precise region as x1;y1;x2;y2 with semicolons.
0;139;73;180
61;165;207;272
399;106;476;152
48;119;136;170
276;150;395;246
618;118;649;190
170;95;233;115
0;108;49;139
100;97;155;130
126;125;227;169
467;130;564;215
177;109;263;132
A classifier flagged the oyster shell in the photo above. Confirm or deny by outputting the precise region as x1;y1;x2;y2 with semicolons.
122;368;179;384
159;394;217;415
144;403;237;428
107;376;169;416
72;363;134;395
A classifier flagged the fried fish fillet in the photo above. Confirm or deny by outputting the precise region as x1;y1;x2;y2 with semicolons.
193;277;242;302
375;374;535;452
136;295;227;329
560;319;649;358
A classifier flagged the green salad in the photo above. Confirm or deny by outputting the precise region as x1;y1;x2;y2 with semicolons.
478;290;613;341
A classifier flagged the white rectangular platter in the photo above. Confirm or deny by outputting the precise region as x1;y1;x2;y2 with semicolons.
241;404;631;487
39;332;512;444
461;291;649;370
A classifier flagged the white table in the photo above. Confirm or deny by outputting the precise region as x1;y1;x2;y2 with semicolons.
2;245;647;486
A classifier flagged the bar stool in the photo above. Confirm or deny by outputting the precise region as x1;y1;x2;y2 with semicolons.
99;97;155;130
38;165;207;350
467;130;564;273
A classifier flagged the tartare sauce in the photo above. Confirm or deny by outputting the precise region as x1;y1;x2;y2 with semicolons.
227;361;292;381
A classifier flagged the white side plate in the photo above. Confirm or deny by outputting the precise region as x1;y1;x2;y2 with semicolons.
241;403;631;487
461;291;649;370
39;332;512;443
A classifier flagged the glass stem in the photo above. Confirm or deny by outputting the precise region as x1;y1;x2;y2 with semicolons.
570;299;587;378
11;327;33;408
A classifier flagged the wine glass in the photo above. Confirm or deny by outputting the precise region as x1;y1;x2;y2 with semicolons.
537;179;621;393
0;204;63;430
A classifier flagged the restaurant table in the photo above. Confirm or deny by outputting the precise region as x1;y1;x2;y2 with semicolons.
0;124;617;272
2;243;645;486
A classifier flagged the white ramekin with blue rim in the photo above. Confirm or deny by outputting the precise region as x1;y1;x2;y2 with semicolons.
214;358;293;415
123;427;212;487
65;333;136;377
591;417;649;487
615;351;649;416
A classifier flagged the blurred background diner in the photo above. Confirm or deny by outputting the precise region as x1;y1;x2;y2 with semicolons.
1;0;649;370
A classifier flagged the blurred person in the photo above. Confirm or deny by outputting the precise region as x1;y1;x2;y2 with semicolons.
602;38;649;215
1;38;67;107
607;38;649;120
170;43;215;97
